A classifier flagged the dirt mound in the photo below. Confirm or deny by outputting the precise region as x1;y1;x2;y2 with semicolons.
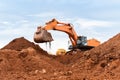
69;33;120;79
0;33;120;80
2;37;44;51
0;37;64;80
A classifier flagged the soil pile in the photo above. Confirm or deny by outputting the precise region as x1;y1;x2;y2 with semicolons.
0;33;120;80
0;37;64;80
70;33;120;79
2;37;44;51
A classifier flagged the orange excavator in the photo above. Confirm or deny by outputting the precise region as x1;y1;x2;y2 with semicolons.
34;19;100;50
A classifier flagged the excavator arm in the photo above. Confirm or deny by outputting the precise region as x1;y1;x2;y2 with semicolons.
42;19;78;46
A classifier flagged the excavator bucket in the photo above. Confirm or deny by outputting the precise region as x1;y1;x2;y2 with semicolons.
34;27;53;43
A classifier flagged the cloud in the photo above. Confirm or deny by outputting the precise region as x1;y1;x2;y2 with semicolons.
0;21;13;26
92;0;120;5
0;1;6;8
74;18;114;28
19;20;29;23
28;12;63;18
28;0;84;4
0;15;32;48
0;19;36;46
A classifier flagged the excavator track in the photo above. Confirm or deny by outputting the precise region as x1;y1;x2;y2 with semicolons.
69;45;94;51
77;46;94;51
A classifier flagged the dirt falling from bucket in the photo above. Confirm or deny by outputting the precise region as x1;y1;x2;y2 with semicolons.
49;42;51;49
45;42;52;54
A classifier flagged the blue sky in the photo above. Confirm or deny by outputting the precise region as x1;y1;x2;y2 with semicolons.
0;0;120;54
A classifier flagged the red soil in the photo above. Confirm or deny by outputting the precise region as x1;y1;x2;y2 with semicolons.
0;33;120;80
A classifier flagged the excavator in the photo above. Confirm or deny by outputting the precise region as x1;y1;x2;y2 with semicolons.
34;19;100;51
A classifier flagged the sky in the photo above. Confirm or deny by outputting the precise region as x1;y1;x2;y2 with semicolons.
0;0;120;54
